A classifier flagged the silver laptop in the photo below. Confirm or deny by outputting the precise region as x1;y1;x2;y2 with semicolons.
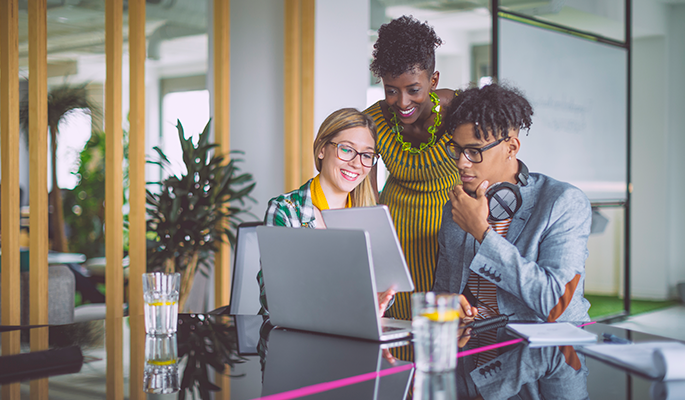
322;205;414;293
256;226;412;342
262;327;414;399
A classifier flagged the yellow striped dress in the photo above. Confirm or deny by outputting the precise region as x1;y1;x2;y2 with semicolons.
365;101;461;321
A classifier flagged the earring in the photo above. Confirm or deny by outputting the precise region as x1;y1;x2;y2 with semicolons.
508;156;511;160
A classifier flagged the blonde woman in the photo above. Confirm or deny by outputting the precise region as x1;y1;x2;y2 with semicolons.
257;108;394;315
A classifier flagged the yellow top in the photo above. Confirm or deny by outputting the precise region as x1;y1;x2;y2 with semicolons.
310;174;352;211
365;101;461;321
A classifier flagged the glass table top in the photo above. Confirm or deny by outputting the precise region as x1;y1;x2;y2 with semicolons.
1;314;682;399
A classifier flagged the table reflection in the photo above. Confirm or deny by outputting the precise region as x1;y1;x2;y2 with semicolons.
457;329;589;399
143;334;179;394
414;370;457;400
3;316;678;400
174;313;244;398
260;323;414;399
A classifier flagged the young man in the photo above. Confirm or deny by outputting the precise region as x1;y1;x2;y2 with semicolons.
433;83;592;324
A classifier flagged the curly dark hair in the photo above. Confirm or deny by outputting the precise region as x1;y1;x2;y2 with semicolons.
370;15;442;78
446;83;534;140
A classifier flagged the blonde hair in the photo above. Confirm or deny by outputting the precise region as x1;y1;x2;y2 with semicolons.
313;108;378;207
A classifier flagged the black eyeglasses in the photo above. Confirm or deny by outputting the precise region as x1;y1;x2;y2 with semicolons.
446;137;509;163
329;142;379;168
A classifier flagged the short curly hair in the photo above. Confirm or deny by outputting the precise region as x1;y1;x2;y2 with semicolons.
370;15;442;78
446;83;534;141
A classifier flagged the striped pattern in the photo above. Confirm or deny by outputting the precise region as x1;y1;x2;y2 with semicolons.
365;101;460;321
468;218;511;365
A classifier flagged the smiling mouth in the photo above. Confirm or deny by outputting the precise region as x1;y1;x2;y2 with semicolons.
341;169;359;180
397;107;416;117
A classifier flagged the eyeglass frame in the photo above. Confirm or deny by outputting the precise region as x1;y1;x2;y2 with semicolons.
328;141;379;168
446;137;510;163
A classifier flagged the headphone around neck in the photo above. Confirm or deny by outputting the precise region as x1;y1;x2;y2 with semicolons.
485;160;529;221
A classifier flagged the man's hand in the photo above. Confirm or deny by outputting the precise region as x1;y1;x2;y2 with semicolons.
378;288;395;317
448;181;491;243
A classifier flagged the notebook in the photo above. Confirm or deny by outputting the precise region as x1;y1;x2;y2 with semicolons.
322;205;414;292
256;226;412;342
261;327;414;400
506;322;598;347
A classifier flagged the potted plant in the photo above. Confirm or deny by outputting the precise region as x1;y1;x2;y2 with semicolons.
64;128;129;259
146;120;256;311
19;82;100;252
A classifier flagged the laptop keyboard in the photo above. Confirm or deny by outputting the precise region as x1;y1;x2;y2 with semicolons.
382;325;404;332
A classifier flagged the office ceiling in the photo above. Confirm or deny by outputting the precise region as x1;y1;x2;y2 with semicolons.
17;0;208;66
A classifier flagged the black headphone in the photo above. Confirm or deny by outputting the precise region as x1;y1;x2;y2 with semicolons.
485;160;529;221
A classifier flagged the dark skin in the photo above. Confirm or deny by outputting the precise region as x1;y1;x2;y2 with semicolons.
379;68;454;147
370;67;456;196
448;124;521;243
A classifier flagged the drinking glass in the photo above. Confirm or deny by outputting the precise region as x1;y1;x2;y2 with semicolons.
413;370;457;400
143;334;180;394
412;292;460;372
143;272;181;335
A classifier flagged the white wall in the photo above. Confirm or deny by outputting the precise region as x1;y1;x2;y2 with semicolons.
630;35;668;299
313;0;371;178
665;4;685;298
628;0;685;300
228;0;285;221
586;208;625;296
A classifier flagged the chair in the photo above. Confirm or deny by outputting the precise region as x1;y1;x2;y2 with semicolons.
0;250;76;325
228;221;263;315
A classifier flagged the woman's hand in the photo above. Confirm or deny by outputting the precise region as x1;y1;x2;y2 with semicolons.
458;327;473;348
458;294;477;348
382;348;397;364
458;294;478;325
377;288;396;317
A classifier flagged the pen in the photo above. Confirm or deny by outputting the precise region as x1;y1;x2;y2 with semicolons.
602;333;632;344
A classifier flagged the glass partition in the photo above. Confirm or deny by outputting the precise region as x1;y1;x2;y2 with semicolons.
499;0;626;43
496;1;630;318
369;1;493;187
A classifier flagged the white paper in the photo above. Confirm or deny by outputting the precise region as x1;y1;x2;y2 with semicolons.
651;380;685;400
653;346;685;381
506;322;598;347
581;341;685;380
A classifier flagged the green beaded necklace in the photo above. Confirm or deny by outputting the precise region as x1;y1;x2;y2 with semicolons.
389;91;442;154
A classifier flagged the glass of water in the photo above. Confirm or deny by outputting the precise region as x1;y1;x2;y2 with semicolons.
143;334;180;394
413;369;457;400
143;272;181;336
412;292;460;372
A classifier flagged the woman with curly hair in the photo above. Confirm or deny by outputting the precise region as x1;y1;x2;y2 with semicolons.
364;16;461;322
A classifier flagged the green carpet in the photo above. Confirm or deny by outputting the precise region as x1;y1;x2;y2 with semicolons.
586;294;679;319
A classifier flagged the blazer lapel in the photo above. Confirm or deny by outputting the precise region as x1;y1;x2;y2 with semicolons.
462;234;476;292
506;178;536;244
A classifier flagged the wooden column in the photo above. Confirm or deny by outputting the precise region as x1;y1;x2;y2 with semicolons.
284;0;302;191
105;0;124;398
213;0;231;397
28;0;50;399
0;1;21;398
213;0;231;310
284;0;315;191
299;0;315;183
128;0;146;398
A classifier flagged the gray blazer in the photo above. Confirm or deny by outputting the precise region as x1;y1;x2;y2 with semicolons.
433;172;592;322
462;342;590;400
